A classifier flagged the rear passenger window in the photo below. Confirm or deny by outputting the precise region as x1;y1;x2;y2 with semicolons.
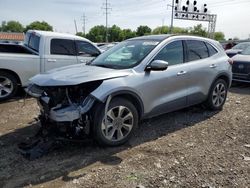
186;40;209;62
154;40;184;66
205;42;218;56
50;39;76;56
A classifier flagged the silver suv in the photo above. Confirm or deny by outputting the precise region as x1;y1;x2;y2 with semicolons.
27;35;232;146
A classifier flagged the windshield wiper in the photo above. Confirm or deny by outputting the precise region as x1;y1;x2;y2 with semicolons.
92;64;114;69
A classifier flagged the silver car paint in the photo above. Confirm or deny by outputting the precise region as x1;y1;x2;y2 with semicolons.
30;35;232;118
30;63;132;86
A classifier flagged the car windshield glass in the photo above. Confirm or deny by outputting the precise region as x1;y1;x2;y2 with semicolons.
241;46;250;55
232;42;250;50
91;40;159;69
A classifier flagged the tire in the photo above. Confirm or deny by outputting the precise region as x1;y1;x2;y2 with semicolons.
0;71;19;101
93;97;139;146
205;79;228;110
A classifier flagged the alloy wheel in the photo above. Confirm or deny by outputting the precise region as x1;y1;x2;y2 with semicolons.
101;106;134;142
212;83;226;107
0;76;14;99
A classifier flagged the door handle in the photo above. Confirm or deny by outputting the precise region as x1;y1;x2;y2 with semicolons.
177;71;187;76
47;59;57;62
210;64;217;68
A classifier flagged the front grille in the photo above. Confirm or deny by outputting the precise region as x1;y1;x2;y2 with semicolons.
232;61;250;74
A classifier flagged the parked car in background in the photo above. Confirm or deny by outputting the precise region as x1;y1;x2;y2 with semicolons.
226;42;250;57
27;35;232;146
232;46;250;83
0;30;101;101
99;42;119;52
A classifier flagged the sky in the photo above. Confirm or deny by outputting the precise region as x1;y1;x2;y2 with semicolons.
0;0;250;39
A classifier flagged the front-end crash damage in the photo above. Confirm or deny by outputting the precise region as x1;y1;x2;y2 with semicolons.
26;80;104;139
21;80;106;159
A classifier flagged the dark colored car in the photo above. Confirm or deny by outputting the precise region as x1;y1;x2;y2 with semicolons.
232;46;250;83
226;42;250;58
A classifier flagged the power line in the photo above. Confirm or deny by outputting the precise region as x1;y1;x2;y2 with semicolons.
102;0;112;42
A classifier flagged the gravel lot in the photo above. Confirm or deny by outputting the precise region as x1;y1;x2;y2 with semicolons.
0;84;249;188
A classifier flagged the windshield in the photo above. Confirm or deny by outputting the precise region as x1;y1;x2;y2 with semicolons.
91;40;159;69
241;46;250;55
232;42;250;50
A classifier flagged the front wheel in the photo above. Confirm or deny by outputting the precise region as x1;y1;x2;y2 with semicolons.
93;97;139;146
205;79;228;110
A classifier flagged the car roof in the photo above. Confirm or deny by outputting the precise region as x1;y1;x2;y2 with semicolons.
27;30;89;41
128;34;173;42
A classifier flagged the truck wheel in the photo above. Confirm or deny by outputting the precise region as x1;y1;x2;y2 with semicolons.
0;71;19;101
93;97;138;146
205;79;228;111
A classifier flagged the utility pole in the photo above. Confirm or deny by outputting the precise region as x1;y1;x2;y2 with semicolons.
102;0;111;42
81;13;87;35
74;19;78;34
170;0;174;34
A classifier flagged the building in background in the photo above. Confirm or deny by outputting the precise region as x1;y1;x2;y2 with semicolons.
0;32;24;43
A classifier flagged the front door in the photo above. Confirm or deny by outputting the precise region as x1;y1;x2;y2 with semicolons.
140;40;189;117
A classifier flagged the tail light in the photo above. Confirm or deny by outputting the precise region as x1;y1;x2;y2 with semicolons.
228;58;234;65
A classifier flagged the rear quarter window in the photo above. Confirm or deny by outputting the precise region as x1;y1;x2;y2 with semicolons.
186;40;209;62
205;42;218;57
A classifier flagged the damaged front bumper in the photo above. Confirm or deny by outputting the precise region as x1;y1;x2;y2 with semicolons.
41;95;95;122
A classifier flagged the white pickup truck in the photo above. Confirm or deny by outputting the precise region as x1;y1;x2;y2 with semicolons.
0;30;101;101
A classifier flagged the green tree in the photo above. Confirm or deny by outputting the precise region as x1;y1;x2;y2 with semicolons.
121;29;136;40
214;32;225;41
1;21;24;32
136;25;152;36
85;25;106;42
189;24;207;37
108;25;122;42
25;21;53;32
152;26;169;34
172;27;189;34
76;32;85;38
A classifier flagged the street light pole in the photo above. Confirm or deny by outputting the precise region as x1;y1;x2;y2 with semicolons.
170;0;174;33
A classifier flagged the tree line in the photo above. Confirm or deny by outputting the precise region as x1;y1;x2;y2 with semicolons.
0;20;225;42
0;20;53;33
77;24;225;42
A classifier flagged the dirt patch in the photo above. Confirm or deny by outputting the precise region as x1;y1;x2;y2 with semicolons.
0;85;249;188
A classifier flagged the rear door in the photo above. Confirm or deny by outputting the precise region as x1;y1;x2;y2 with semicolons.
44;39;78;71
184;40;219;105
75;40;101;64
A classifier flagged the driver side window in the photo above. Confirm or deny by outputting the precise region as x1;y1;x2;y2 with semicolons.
154;40;184;66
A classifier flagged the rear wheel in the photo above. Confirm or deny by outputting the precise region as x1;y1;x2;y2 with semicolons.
205;79;228;110
93;98;138;146
0;71;18;101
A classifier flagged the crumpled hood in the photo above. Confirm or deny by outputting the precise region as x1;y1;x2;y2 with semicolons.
30;64;132;86
232;54;250;62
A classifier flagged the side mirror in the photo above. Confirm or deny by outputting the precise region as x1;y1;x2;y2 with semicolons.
145;60;169;71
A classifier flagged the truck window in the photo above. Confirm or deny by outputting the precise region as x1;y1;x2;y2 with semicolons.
76;41;100;57
0;44;33;54
28;34;40;53
50;39;76;56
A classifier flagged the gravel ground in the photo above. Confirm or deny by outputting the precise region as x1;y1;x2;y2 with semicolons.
0;84;249;188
